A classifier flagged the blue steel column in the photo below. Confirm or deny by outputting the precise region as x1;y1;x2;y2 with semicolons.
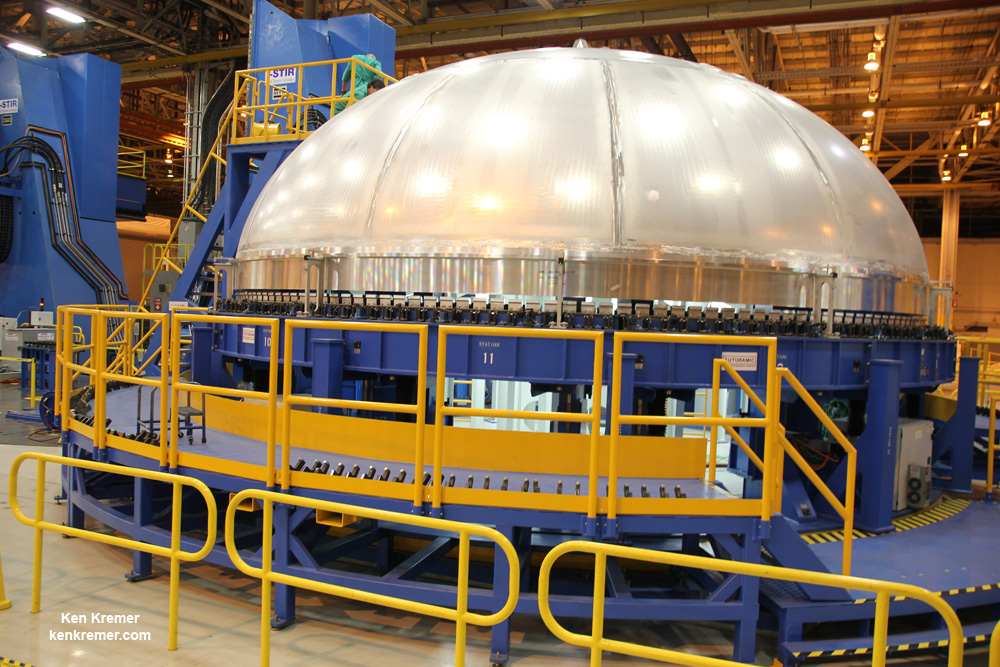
272;502;297;628
312;339;345;414
932;356;979;493
854;359;902;533
732;524;762;663
126;477;154;580
489;525;515;665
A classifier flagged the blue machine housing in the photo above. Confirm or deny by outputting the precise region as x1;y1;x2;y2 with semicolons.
0;45;127;318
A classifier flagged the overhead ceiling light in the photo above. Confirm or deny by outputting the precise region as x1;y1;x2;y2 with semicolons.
978;111;991;127
861;109;875;118
959;144;969;157
941;170;952;182
7;42;45;57
864;51;879;71
164;148;173;164
46;6;86;23
860;138;871;152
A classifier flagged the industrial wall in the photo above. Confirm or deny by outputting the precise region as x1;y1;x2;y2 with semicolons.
923;238;1000;334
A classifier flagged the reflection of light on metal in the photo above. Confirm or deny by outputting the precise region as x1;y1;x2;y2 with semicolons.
474;195;501;211
556;178;591;201
418;173;451;196
860;138;871;152
941;170;952;182
979;111;991;127
483;116;525;148
774;149;799;168
861;109;875;118
864;51;879;71
697;174;724;192
959;144;969;157
341;160;362;180
821;224;834;236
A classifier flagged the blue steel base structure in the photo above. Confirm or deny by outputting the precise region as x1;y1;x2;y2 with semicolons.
57;373;994;665
60;425;767;663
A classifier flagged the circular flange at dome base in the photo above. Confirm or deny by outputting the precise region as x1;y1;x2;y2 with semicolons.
234;48;928;313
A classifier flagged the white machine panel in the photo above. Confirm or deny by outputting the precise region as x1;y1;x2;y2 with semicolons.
893;418;933;511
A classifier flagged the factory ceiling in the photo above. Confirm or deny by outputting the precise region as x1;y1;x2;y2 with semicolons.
1;0;998;235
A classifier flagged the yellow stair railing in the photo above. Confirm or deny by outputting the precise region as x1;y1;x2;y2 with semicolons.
8;452;218;651
225;489;520;667
539;540;963;667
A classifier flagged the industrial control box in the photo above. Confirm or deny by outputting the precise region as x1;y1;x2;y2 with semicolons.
893;418;933;511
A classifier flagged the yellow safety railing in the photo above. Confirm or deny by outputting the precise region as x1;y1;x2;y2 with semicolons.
141;242;194;310
956;336;1000;408
434;326;605;518
0;543;10;611
988;393;999;503
0;356;38;406
225;489;519;667
990;618;1000;667
609;334;778;523
231;58;396;145
8;452;218;651
118;145;146;179
538;540;963;667
708;358;858;576
135;97;239;317
170;312;279;476
280;320;429;506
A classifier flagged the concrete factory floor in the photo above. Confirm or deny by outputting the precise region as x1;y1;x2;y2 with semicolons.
0;383;992;666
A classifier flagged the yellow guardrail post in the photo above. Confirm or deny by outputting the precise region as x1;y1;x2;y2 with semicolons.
8;452;218;651
538;540;964;667
0;548;10;610
989;393;999;503
989;618;1000;667
433;326;603;518
170;313;279;480
225;489;520;667
0;357;39;407
281;320;429;506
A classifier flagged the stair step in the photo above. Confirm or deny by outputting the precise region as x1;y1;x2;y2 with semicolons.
785;620;995;662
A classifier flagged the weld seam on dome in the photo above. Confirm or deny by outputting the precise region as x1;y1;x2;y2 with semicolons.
733;75;853;263
601;59;625;247
363;70;460;242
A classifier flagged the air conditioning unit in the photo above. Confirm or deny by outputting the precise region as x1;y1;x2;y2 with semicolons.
893;419;933;511
906;463;932;510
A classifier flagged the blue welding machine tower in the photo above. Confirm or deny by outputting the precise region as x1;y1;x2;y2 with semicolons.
0;45;128;320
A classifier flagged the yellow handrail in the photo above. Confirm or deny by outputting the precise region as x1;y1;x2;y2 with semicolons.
0;543;10;611
989;618;1000;667
232;57;397;145
118;145;145;179
988;394;999;502
610;333;779;523
538;540;963;667
8;452;218;651
170;312;279;476
225;488;520;667
0;356;38;406
433;326;605;518
280;320;429;506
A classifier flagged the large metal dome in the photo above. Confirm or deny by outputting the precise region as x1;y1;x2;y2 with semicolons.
234;46;930;313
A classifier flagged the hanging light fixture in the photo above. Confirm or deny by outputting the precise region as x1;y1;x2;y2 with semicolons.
941;170;952;182
860;138;871;152
861;109;875;118
959;144;969;157
864;51;879;71
978;111;991;127
164;148;173;164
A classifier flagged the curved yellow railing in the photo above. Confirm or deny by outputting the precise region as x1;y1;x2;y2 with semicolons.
8;452;218;651
225;489;520;667
538;540;963;667
989;618;1000;667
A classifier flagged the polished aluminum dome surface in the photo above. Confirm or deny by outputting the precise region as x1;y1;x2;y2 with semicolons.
235;47;929;312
